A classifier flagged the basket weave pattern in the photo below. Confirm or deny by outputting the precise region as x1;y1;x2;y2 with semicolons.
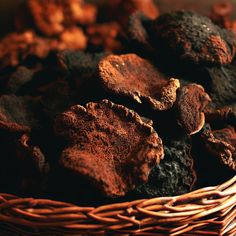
0;176;235;235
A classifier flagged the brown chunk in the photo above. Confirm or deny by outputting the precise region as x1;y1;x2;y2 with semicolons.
28;0;97;37
54;99;164;197
176;84;211;135
86;22;122;52
98;54;180;111
201;125;236;171
0;31;56;69
0;95;41;134
57;27;87;51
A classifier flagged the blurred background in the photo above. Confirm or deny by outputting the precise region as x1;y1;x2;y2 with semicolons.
0;0;235;36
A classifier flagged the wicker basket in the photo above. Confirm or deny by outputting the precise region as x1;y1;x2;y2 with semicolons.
0;175;235;235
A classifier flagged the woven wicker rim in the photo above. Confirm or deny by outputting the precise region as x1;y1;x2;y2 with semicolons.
0;175;235;235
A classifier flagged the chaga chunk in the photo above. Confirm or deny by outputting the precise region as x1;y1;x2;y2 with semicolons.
28;0;97;37
127;12;153;51
133;137;196;198
201;65;236;107
149;10;235;66
201;125;236;171
176;84;211;135
0;95;41;134
98;54;180;111
6;66;37;93
57;50;107;80
57;27;87;51
0;31;56;69
86;22;122;52
54;99;164;197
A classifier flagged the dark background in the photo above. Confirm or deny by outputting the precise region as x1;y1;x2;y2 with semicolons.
0;0;235;36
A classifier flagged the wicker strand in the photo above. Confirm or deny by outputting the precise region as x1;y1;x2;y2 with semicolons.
0;175;235;235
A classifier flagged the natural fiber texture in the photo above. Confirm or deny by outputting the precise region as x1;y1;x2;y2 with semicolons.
0;175;235;236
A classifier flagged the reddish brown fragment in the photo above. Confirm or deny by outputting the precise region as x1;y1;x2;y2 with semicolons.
176;84;211;135
99;54;180;111
201;125;236;171
57;27;87;51
210;1;233;29
0;31;56;69
54;100;164;197
28;0;97;37
86;22;122;52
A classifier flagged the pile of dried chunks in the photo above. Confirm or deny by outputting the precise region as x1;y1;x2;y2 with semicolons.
0;0;235;205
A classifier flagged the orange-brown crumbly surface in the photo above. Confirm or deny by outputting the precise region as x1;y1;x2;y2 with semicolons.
176;84;211;135
99;54;180;110
0;31;56;69
28;0;97;37
54;100;164;197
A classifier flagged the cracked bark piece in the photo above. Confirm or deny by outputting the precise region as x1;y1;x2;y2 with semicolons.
0;31;56;69
28;0;97;37
133;137;196;198
0;95;41;134
149;10;236;66
54;99;164;197
201;125;236;171
98;54;180;111
176;84;211;135
86;22;122;52
201;65;236;107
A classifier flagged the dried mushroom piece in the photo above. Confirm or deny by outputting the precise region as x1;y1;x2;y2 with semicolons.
98;54;180;111
57;50;107;78
149;10;235;66
54;99;164;197
176;84;211;135
204;104;236;128
127;12;152;50
28;0;97;37
201;125;236;171
86;22;122;52
0;31;56;69
6;66;37;94
57;27;87;51
201;65;236;107
105;0;159;27
0;95;41;134
133;137;196;198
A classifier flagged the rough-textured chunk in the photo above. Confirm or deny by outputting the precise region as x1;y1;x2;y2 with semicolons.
28;0;97;36
150;10;235;66
0;31;56;69
86;22;122;52
54;100;164;197
176;84;211;135
201;124;236;171
201;65;236;107
133;137;196;198
0;95;41;134
99;54;180;111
